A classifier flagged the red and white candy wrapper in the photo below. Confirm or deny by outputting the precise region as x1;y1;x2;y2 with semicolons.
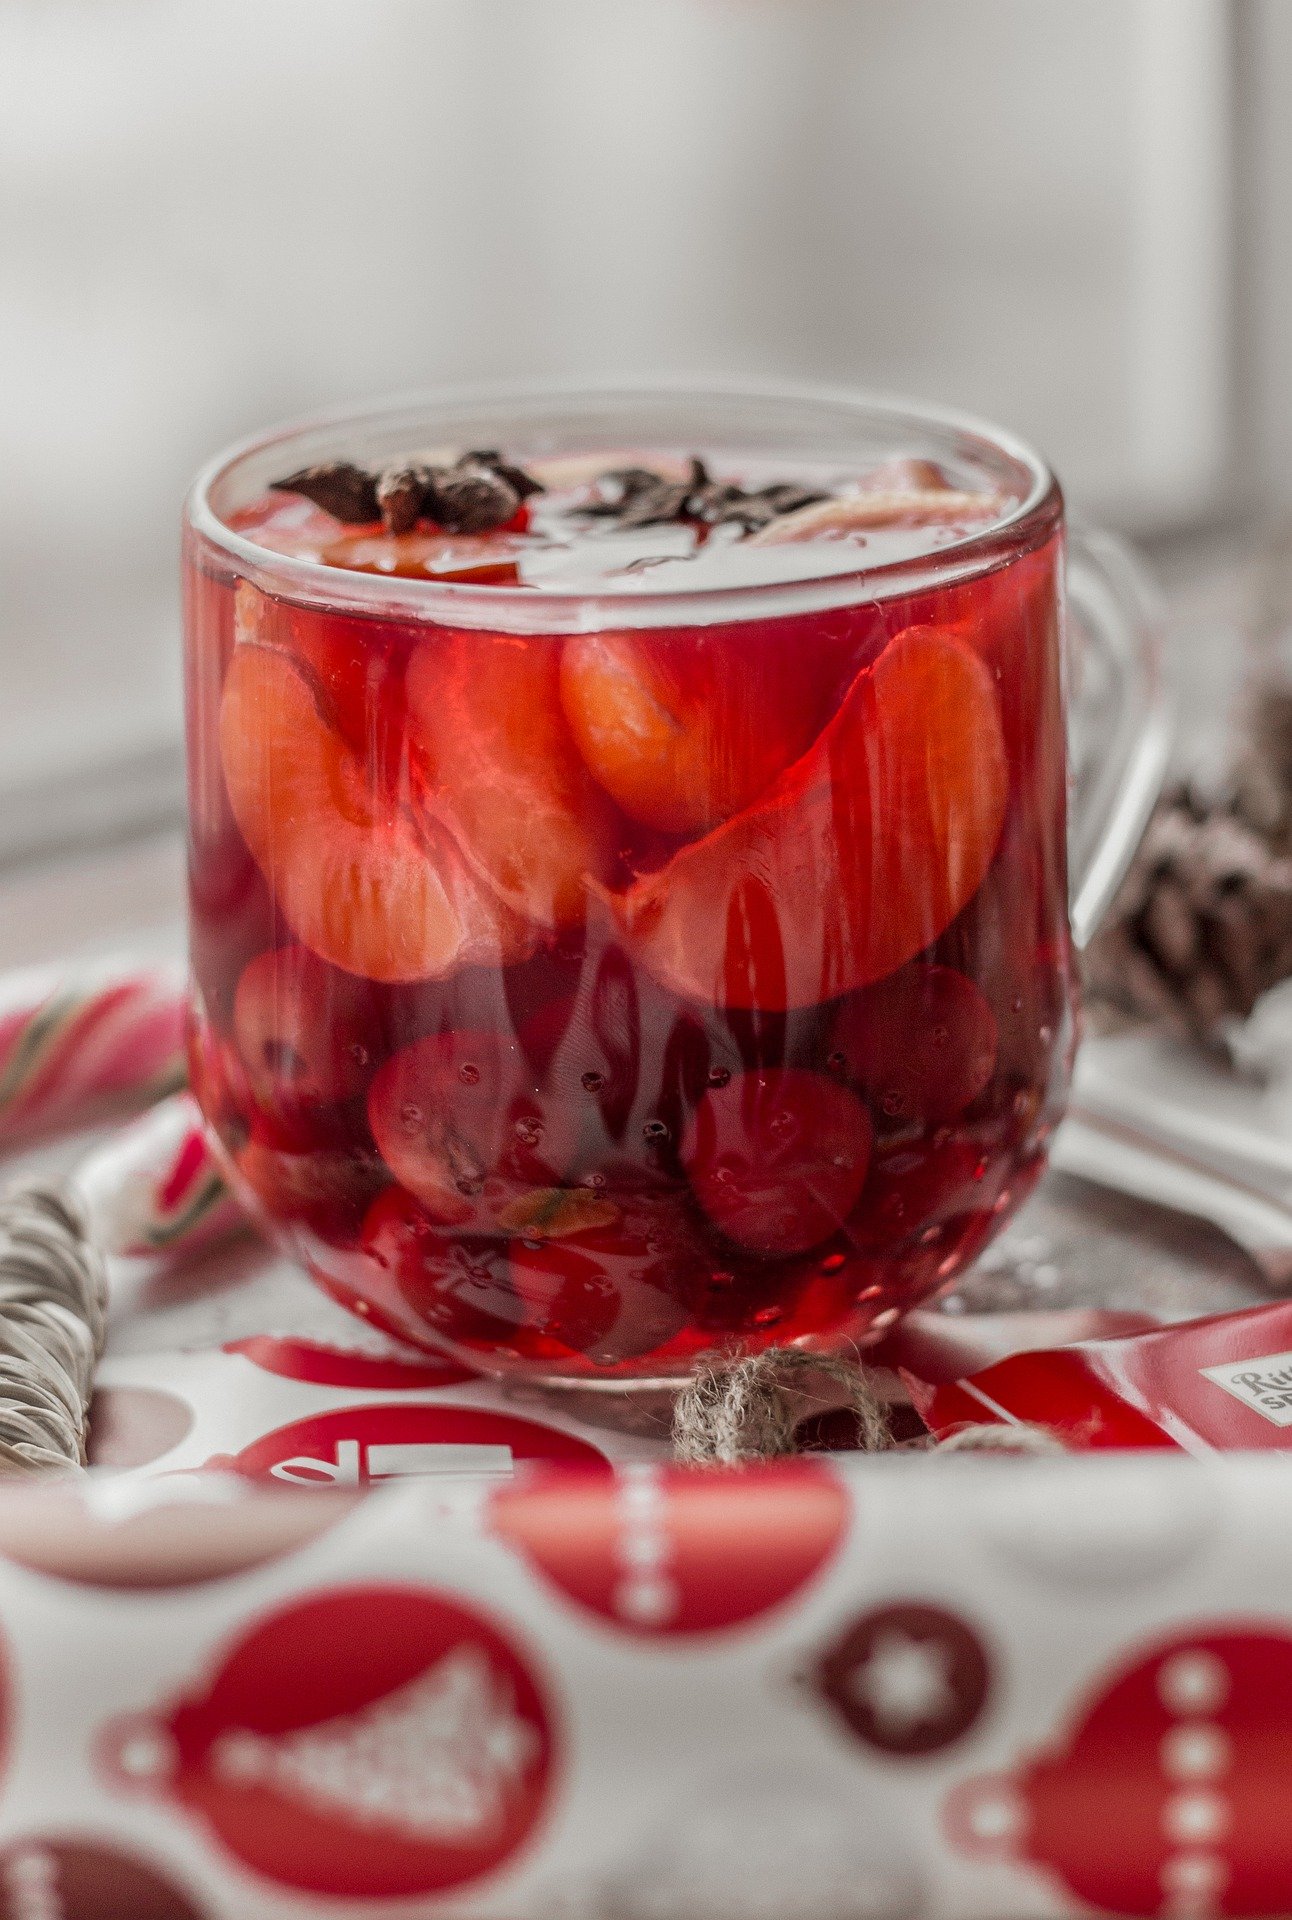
72;1093;245;1264
0;1456;1281;1917
907;1297;1292;1451
0;958;186;1146
875;1305;1162;1388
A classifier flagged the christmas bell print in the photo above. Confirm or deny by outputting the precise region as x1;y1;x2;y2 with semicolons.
491;1460;847;1635
100;1587;556;1900
946;1625;1292;1917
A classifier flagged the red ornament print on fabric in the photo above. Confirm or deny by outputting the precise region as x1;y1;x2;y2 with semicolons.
492;1460;849;1635
947;1624;1292;1917
100;1586;557;1900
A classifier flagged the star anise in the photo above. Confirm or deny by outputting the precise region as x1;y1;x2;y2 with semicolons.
464;449;545;503
376;464;437;536
271;461;380;524
424;453;526;536
575;456;827;537
690;471;828;534
579;465;698;529
271;448;545;537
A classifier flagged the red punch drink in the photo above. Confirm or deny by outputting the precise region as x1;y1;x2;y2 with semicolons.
184;388;1075;1382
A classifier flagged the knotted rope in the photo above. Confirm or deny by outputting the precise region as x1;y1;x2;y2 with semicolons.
672;1346;1057;1462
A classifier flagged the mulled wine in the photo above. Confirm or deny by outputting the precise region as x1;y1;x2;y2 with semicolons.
184;390;1076;1381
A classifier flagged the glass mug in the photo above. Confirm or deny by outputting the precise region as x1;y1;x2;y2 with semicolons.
183;384;1166;1385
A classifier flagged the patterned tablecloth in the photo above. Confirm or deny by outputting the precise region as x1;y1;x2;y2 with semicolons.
0;987;1266;1918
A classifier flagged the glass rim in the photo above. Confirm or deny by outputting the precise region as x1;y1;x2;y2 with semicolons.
185;377;1064;633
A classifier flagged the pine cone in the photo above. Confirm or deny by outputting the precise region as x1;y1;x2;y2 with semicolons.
1083;787;1292;1043
1232;672;1292;855
1231;519;1292;853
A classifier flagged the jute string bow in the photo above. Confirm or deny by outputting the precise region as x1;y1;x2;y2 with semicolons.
672;1347;1058;1461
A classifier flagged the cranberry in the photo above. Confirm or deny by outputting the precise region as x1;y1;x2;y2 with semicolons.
367;1028;569;1230
681;1069;873;1256
829;963;997;1127
361;1186;617;1357
847;1133;988;1251
233;945;380;1121
236;1119;386;1243
507;1195;702;1362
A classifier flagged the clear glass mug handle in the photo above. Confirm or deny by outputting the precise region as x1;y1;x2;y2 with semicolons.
1065;525;1173;948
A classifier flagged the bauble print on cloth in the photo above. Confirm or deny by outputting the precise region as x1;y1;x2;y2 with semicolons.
100;1585;557;1900
204;1401;607;1486
814;1602;993;1758
947;1624;1292;1917
222;1333;479;1391
0;1838;206;1920
491;1460;848;1635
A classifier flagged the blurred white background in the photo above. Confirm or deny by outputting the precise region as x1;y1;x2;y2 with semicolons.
2;0;1288;863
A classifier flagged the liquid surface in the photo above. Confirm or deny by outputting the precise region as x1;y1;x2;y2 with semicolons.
226;448;1020;594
